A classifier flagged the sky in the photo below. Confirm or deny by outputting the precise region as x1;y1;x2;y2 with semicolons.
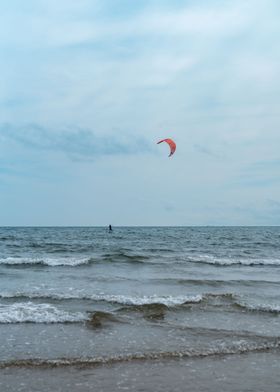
0;0;280;226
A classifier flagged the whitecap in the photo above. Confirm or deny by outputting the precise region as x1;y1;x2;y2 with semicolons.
0;302;86;323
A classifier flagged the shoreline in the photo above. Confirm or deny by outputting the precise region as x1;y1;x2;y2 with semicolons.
1;351;280;392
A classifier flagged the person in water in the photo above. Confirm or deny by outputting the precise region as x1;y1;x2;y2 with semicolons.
109;225;112;231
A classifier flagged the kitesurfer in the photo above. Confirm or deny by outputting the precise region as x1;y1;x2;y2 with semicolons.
109;225;112;231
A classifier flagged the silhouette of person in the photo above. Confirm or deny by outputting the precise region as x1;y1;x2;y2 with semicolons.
109;225;112;231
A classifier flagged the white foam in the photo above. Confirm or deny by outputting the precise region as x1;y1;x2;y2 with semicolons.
189;254;280;266
237;301;280;313
90;294;203;306
0;257;90;266
0;290;87;300
0;290;203;306
0;302;86;323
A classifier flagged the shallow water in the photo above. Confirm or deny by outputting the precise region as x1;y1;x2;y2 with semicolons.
1;352;280;392
1;227;280;390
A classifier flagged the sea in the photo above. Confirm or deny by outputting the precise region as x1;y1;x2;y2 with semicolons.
0;226;280;391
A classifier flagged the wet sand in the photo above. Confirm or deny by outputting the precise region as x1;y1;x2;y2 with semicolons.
1;351;280;392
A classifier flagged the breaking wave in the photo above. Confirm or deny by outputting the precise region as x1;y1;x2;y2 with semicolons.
2;254;280;267
1;291;280;315
0;302;86;323
0;253;150;267
86;311;120;328
187;254;280;266
96;294;203;306
0;290;202;306
235;301;280;314
0;257;91;267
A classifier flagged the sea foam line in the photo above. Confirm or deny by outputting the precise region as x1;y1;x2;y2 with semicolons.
2;255;280;267
1;340;279;368
0;257;90;266
2;291;280;314
188;254;280;266
0;302;86;324
0;292;203;307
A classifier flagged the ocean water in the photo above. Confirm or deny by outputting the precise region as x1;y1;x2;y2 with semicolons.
1;226;280;391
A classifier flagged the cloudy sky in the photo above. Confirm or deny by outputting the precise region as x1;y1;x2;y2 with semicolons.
0;0;280;226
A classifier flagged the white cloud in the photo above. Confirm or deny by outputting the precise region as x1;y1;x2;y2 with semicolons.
0;1;254;49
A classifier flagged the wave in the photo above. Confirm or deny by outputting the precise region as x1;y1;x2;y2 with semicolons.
0;291;203;306
193;293;280;314
86;311;121;328
187;255;280;266
235;301;280;314
0;235;16;241
201;292;237;302
119;303;169;320
0;302;124;326
3;254;280;267
0;293;203;326
100;252;150;263
27;243;99;254
83;294;202;307
0;252;150;266
0;257;91;267
199;293;280;315
1;291;280;315
1;339;279;368
167;278;280;287
0;302;86;324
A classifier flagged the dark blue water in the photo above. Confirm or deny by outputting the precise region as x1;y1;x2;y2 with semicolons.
1;227;280;391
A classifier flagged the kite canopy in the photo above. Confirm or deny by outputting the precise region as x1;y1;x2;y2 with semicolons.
157;138;176;157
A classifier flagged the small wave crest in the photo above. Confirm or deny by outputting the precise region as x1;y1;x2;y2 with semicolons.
0;235;16;241
187;254;280;266
0;291;203;306
86;311;120;328
0;302;86;323
100;252;150;263
92;294;203;307
235;301;280;314
0;257;90;267
120;303;169;320
200;293;280;314
1;291;280;315
196;293;280;314
1;339;279;368
0;253;150;266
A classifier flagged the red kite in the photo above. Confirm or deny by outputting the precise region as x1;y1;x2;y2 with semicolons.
157;138;176;157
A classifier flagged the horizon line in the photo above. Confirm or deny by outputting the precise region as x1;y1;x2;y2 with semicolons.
1;225;280;228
